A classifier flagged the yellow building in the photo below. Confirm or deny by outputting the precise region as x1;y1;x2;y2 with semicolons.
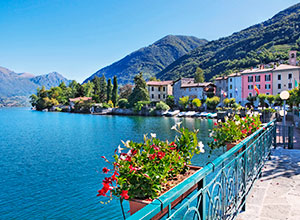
147;81;173;102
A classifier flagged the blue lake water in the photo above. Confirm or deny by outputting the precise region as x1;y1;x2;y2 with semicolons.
0;108;223;219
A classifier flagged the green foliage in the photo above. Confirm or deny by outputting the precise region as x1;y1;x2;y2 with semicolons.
157;5;300;81
107;78;112;102
97;122;203;200
149;76;160;81
194;67;205;83
74;100;94;113
133;101;151;112
274;94;283;106
179;96;190;109
223;98;230;107
192;98;202;108
117;98;129;109
206;96;220;110
112;76;118;106
128;73;150;107
258;93;268;108
247;95;256;106
155;101;170;111
266;94;275;106
288;87;300;107
166;95;175;109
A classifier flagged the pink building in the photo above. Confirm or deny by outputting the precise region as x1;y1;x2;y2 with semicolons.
241;67;273;104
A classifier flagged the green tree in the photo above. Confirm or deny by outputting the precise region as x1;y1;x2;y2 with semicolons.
266;94;275;107
206;96;220;110
99;74;107;103
194;67;205;83
223;98;230;107
117;98;129;109
83;81;94;97
229;98;236;107
166;95;175;109
106;78;112;102
149;76;160;81
155;101;170;111
128;73;150;106
112;76;118;106
258;93;267;109
179;96;190;110
247;95;256;107
192;98;202;109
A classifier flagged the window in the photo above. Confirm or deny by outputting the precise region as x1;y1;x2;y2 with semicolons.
248;76;253;82
288;73;292;79
278;74;281;80
278;84;281;89
255;75;261;82
158;94;161;99
265;74;271;81
249;92;252;97
158;87;161;92
230;93;232;98
152;94;154;99
256;84;260;89
265;84;271;90
189;88;191;91
248;85;253;90
230;78;232;82
266;92;270;95
151;87;154;91
163;94;165;99
163;87;166;91
288;83;292;89
230;85;233;89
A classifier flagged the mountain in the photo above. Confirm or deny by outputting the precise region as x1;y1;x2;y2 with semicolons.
0;66;71;106
157;3;300;81
84;35;208;84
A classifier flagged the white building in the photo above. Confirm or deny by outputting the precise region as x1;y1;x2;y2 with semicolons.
173;78;216;104
227;72;242;104
147;81;173;102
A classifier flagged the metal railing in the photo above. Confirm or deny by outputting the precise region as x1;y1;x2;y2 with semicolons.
275;124;294;149
127;120;276;220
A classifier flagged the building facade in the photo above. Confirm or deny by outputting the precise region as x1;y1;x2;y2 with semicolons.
147;81;173;102
173;78;216;104
227;73;242;104
272;64;300;95
214;76;228;104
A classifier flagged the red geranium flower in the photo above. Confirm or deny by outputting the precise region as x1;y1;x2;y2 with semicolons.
214;122;218;126
157;151;165;159
149;154;156;160
214;139;217;142
129;164;137;173
111;174;117;182
102;167;110;174
120;190;129;200
242;129;247;134
103;177;112;184
97;188;107;197
170;147;176;150
125;155;132;162
151;144;160;151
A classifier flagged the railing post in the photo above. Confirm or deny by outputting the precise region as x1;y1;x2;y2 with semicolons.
288;126;293;149
273;123;277;149
199;177;206;220
242;146;247;212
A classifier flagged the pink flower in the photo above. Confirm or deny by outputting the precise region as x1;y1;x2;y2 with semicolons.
129;164;137;173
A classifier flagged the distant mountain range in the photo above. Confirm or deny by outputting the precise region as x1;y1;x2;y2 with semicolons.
84;35;208;84
0;66;71;106
157;3;300;81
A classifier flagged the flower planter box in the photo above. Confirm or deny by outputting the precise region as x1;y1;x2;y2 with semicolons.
129;165;202;217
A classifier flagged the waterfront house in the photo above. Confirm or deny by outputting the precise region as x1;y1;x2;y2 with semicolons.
69;97;92;108
271;64;300;95
214;76;228;104
173;78;216;104
241;66;273;105
147;81;173;102
227;72;242;104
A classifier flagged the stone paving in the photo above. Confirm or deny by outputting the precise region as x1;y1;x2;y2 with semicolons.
237;147;300;220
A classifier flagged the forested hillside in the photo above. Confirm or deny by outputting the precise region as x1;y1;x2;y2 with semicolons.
157;3;300;81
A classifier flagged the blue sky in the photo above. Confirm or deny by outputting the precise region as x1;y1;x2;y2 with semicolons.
0;0;299;82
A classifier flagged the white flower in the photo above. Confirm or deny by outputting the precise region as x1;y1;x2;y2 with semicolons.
150;133;156;138
176;121;182;127
120;154;127;160
218;119;222;123
197;141;205;153
209;132;213;137
228;113;231;117
235;121;241;126
224;116;229;121
117;145;124;154
171;125;177;130
127;149;132;157
121;140;130;148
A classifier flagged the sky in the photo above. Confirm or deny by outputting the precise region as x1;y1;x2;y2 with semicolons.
0;0;299;83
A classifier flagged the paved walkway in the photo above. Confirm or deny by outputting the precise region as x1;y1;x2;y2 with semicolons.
237;147;300;220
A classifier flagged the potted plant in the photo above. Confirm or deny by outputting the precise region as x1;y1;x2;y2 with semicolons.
97;122;205;215
208;114;262;151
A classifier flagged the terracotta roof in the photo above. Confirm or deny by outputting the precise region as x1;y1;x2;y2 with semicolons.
241;64;300;75
146;80;173;86
273;64;300;71
69;97;92;102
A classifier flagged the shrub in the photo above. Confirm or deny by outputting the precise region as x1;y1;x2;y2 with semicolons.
166;95;175;109
179;96;190;109
192;98;201;109
133;101;151;112
155;101;170;111
118;99;129;109
206;96;220;110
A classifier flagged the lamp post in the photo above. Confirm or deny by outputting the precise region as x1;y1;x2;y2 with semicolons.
280;90;290;148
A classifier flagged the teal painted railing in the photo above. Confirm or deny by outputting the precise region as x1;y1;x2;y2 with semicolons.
127;120;276;220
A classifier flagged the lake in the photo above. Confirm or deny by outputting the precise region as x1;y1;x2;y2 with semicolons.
0;108;223;219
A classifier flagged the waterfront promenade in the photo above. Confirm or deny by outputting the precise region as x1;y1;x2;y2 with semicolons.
237;147;300;220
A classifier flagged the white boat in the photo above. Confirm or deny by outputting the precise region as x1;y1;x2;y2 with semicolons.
207;113;217;118
164;110;180;117
185;111;196;117
177;112;186;117
199;112;209;117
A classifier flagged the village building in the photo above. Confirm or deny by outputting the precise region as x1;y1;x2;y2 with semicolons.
173;78;216;104
227;72;242;104
146;81;173;102
214;76;228;104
